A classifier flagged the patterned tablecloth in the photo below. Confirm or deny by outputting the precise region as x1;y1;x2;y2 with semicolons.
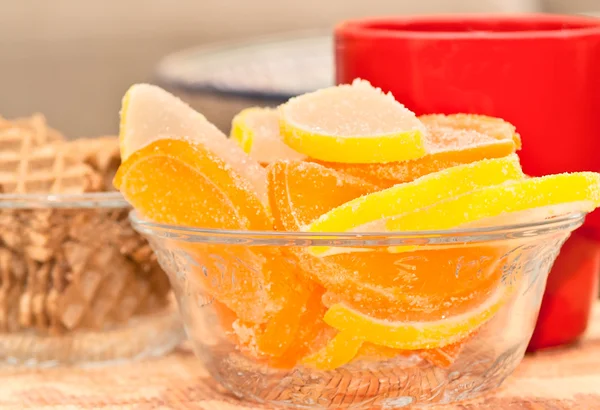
0;303;598;410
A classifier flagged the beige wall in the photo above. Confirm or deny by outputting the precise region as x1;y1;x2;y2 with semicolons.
0;0;547;137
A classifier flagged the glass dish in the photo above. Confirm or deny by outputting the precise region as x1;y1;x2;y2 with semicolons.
132;211;584;408
0;192;185;366
155;31;332;133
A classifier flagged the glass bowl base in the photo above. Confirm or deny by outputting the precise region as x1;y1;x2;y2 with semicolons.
0;307;185;367
202;340;527;409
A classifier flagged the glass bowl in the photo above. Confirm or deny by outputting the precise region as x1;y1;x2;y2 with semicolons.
0;192;185;366
132;212;584;408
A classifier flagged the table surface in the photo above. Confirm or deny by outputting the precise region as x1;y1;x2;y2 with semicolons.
0;304;598;410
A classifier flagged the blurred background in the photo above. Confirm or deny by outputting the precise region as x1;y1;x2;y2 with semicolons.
0;0;598;137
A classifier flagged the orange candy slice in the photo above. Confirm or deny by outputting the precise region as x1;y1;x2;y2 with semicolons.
114;138;271;230
114;130;324;363
232;258;314;357
299;245;506;323
266;286;333;369
267;161;379;231
119;84;268;201
315;114;520;188
420;114;521;149
188;246;296;325
231;107;306;165
191;249;324;361
231;282;332;367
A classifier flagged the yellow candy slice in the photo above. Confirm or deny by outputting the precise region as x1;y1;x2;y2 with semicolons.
279;79;428;164
387;172;600;233
305;155;524;255
323;285;507;351
302;331;363;371
231;107;305;164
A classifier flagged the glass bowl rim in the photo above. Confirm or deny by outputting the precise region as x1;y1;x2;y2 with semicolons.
0;192;128;209
129;210;586;244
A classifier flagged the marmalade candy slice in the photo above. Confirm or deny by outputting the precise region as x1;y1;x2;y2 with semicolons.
114;138;271;230
418;339;468;368
114;139;302;332
229;282;333;367
266;286;333;369
315;114;519;188
191;248;323;361
386;173;600;233
267;161;378;231
119;83;268;201
231;255;315;357
297;245;506;323
322;285;506;351
303;291;499;370
305;155;524;255
188;246;291;325
231;107;306;165
420;114;521;149
279;79;427;163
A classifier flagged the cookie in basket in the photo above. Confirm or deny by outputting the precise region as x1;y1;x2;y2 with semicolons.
0;115;182;364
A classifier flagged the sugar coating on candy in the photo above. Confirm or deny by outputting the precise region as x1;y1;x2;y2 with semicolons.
267;161;378;231
426;127;503;152
233;273;314;357
420;114;521;149
114;138;272;230
232;284;330;366
120;84;268;201
387;172;600;232
188;247;321;362
282;79;425;137
315;114;519;188
305;155;524;236
279;79;428;163
231;107;305;164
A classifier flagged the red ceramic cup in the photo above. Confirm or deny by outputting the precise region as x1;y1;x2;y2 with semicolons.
335;14;600;351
